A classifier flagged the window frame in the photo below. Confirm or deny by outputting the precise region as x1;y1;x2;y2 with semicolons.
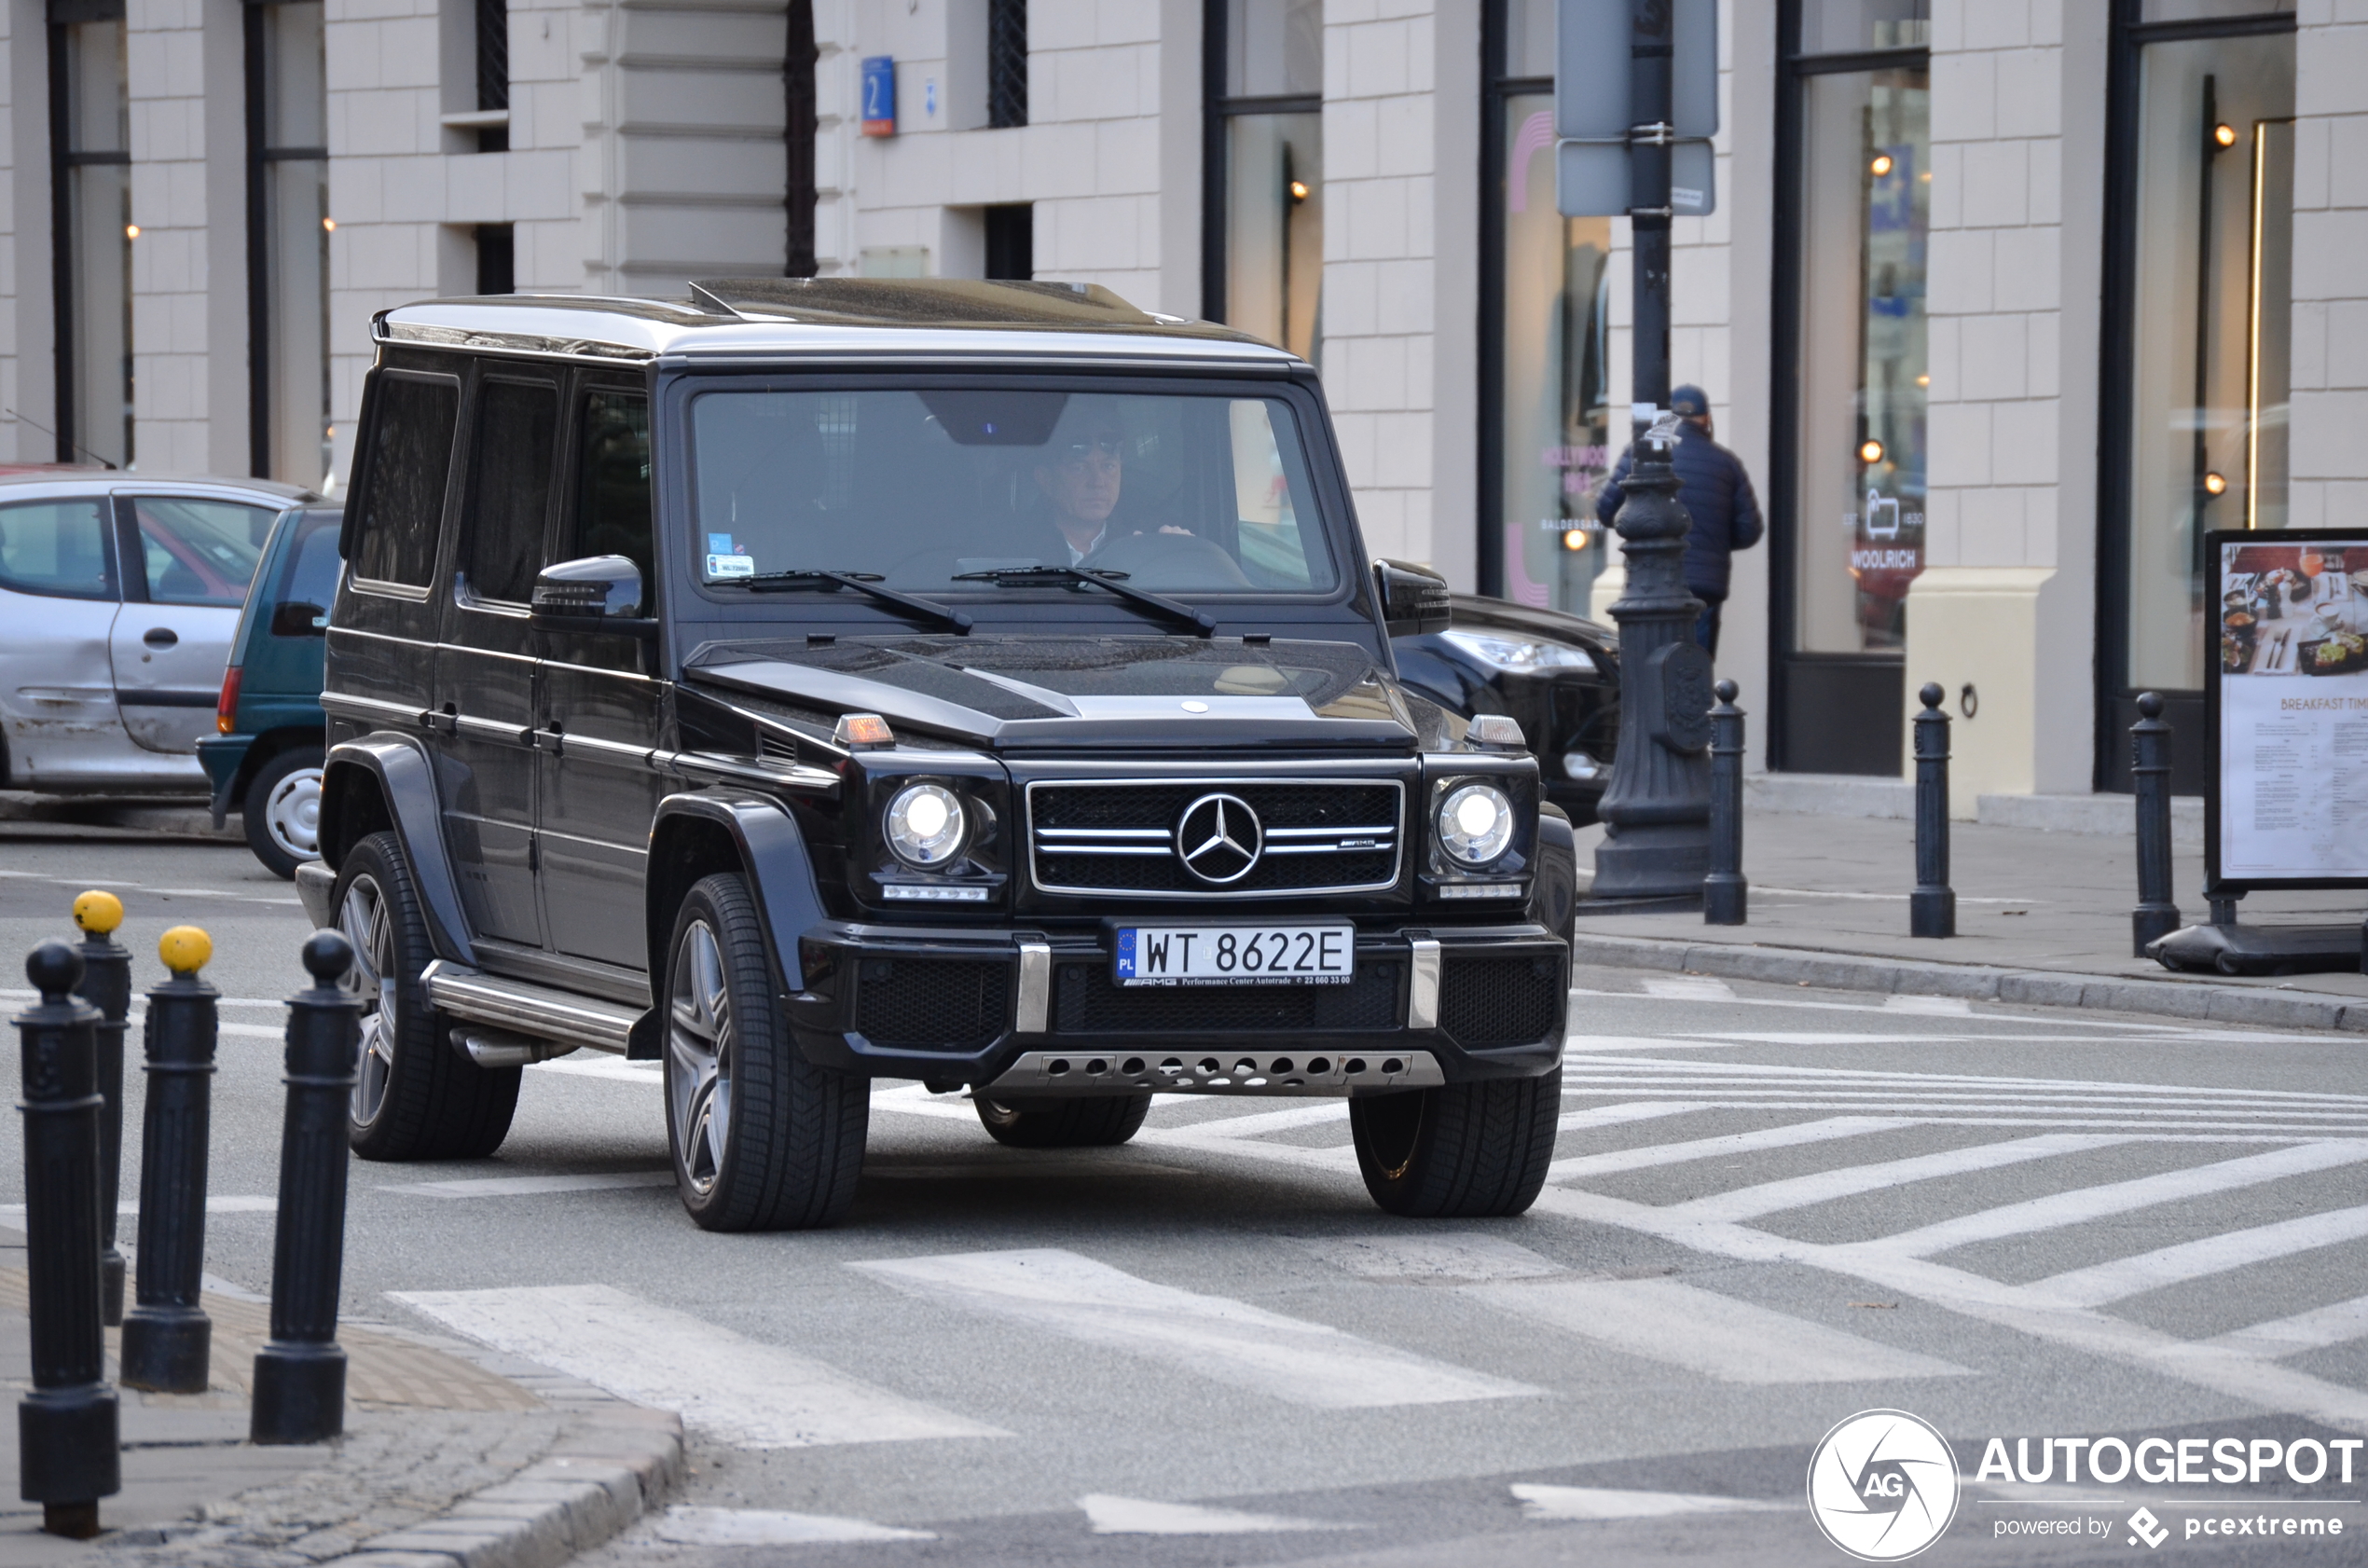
345;365;465;600
243;0;331;483
1765;0;1931;774
1200;0;1323;328
2093;0;2299;793
49;0;132;471
457;371;563;608
0;493;119;602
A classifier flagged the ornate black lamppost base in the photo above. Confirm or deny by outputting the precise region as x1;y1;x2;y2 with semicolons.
252;1343;347;1446
120;1309;213;1395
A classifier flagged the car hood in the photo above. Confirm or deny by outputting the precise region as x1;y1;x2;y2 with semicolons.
683;634;1458;750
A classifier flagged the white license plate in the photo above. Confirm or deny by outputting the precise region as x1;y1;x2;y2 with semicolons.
1114;925;1355;987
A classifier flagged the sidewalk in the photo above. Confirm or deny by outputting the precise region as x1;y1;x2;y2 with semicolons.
1571;806;2368;1034
0;1240;679;1566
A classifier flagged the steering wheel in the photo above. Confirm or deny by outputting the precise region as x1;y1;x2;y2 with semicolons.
1093;530;1253;589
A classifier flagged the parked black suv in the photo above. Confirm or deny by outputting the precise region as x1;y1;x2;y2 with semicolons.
302;280;1575;1231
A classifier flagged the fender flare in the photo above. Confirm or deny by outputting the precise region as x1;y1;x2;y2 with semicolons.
320;735;476;967
1532;804;1578;946
648;791;829;992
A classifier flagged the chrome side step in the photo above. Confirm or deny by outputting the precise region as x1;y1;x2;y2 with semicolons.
983;1049;1444;1098
422;960;640;1055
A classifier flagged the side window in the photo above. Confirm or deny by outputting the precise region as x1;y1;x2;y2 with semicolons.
351;372;461;588
282;514;344;607
571;388;654;593
131;499;270;607
0;499;115;599
461;378;559;603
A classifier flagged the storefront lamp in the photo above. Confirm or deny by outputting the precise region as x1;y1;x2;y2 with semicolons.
2203;471;2228;496
2213;122;2238;148
1859;438;1885;464
124;224;139;240
322;217;337;232
1562;529;1590;552
1869;154;1894;177
1288;180;1311;202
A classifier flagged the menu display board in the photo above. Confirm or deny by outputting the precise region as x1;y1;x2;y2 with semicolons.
2208;530;2368;888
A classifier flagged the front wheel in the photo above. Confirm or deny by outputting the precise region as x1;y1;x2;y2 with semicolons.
1348;1068;1562;1217
663;873;868;1231
335;831;520;1161
974;1094;1150;1148
243;745;324;879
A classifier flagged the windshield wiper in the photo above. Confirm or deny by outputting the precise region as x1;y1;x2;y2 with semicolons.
949;565;1215;636
738;570;971;634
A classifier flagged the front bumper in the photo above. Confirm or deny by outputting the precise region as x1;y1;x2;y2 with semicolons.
784;920;1568;1090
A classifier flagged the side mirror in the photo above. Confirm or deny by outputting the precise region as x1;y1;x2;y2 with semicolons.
530;556;654;636
1375;559;1452;638
268;600;327;638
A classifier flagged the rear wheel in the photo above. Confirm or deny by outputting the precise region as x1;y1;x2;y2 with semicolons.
974;1094;1151;1148
242;745;324;879
335;831;520;1160
1348;1068;1561;1217
663;873;868;1231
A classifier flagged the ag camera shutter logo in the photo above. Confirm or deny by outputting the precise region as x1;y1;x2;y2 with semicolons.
1807;1410;1962;1561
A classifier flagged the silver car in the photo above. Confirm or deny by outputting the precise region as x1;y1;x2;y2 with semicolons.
0;472;314;794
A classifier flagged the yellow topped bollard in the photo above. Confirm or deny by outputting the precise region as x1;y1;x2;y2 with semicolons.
158;927;212;976
71;891;123;937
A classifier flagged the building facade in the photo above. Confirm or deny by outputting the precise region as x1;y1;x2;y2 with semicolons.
0;0;2350;802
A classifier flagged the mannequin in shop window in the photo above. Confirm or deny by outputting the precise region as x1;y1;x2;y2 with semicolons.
1593;384;1765;658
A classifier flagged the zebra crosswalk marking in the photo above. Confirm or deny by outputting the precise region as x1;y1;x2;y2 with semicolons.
1547;1116;1918;1182
2209;1293;2368;1358
1664;1133;2140;1224
2025;1204;2368;1309
1466;1276;1971;1383
848;1248;1540;1410
390;1284;1009;1449
1866;1141;2368;1258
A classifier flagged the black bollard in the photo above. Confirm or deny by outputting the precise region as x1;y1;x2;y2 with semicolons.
252;931;361;1445
1703;680;1748;926
68;892;131;1327
1911;683;1956;939
15;942;120;1538
2129;694;2181;956
120;926;218;1394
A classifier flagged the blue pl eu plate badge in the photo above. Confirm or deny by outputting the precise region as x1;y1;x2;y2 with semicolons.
1115;928;1136;979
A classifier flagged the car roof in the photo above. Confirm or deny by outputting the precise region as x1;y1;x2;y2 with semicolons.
376;279;1302;371
0;471;316;503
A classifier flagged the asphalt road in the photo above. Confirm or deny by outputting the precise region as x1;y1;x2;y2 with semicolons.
3;831;2365;1566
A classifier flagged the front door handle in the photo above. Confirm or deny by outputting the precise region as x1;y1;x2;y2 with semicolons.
142;627;177;649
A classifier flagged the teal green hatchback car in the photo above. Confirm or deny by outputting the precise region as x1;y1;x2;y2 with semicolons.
199;504;337;877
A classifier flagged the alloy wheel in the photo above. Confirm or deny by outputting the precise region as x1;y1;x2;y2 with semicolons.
338;874;398;1127
668;918;733;1195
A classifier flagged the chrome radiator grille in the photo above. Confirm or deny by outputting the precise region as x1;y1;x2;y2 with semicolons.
1026;778;1403;898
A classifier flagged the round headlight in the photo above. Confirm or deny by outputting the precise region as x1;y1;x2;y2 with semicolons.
1437;783;1515;867
886;783;966;868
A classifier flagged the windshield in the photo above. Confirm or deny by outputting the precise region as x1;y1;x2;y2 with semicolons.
688;387;1338;596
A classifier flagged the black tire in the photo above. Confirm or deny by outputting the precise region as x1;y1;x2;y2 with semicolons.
335;831;520;1161
242;744;324;879
662;873;868;1231
1348;1068;1562;1217
974;1093;1151;1148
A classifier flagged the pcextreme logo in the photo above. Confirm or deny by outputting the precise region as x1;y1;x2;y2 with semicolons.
1808;1410;1962;1561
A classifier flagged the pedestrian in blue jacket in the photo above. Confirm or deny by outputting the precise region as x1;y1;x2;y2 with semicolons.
1592;384;1765;657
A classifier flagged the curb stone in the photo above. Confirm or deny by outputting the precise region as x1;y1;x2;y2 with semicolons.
1567;932;2368;1035
325;1404;681;1568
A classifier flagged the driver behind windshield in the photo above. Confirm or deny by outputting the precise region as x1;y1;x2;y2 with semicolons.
1031;406;1190;567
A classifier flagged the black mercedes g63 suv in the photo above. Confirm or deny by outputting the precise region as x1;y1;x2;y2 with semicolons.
300;280;1575;1232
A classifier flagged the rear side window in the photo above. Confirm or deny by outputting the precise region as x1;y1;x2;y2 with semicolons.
0;498;115;599
351;372;461;588
571;388;653;591
283;514;343;607
131;498;270;607
461;378;558;603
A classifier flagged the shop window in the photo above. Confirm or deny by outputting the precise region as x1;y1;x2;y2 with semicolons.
2099;1;2294;791
51;1;132;470
1204;0;1322;363
1483;0;1614;612
1769;1;1929;777
248;0;331;487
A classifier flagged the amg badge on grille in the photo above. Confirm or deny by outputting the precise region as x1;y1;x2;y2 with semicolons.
1175;792;1263;884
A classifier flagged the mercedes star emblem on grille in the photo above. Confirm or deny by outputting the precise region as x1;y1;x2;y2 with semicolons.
1175;792;1263;884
